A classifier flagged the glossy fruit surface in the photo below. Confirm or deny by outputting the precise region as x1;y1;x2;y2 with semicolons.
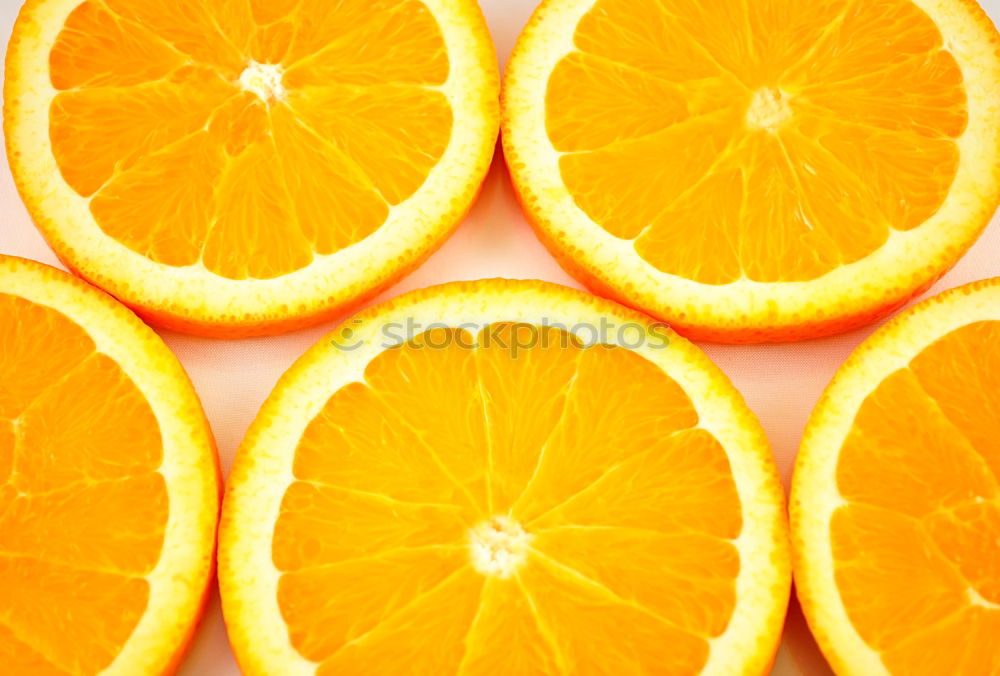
503;0;1000;342
0;255;219;675
5;0;499;336
792;277;1000;675
220;279;790;675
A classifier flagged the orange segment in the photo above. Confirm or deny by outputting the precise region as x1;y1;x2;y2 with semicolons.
513;344;701;521
793;116;961;232
545;52;696;153
742;131;892;280
503;0;1000;341
783;0;962;111
924;502;1000;604
829;504;971;650
286;85;453;206
458;577;562;674
278;548;471;663
473;324;583;511
0;556;150;675
100;0;253;72
836;369;996;517
220;280;790;675
270;106;389;256
516;559;709;673
529;527;739;637
13;353;163;494
293;380;477;507
571;0;723;82
528;429;742;540
0;255;218;675
633;170;744;285
203;135;314;280
882;607;1000;676
272;482;468;571
50;76;233;197
293;331;491;511
7;0;498;335
737;0;857;84
557;110;739;240
796;48;967;138
792;278;1000;676
0;621;67;675
315;569;485;675
0;294;93;419
282;1;449;87
49;2;186;90
280;0;411;66
90;130;228;268
910;321;1000;479
1;474;167;574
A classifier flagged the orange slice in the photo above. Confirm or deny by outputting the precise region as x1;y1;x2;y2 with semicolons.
502;0;1000;342
218;279;790;675
4;0;499;337
0;255;219;674
791;277;1000;675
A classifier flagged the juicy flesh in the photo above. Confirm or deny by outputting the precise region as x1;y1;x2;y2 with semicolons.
546;0;967;284
834;321;1000;674
47;0;452;280
273;325;743;673
0;294;167;674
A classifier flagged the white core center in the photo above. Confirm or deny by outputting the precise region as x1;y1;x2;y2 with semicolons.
745;87;792;132
469;516;532;578
238;61;286;103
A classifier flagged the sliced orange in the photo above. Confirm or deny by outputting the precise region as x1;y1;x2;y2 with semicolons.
219;279;790;675
791;277;1000;675
4;0;499;337
502;0;1000;342
0;255;219;674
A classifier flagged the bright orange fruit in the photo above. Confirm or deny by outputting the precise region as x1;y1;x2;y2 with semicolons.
219;279;790;675
0;255;219;675
502;0;1000;342
792;277;1000;675
4;0;499;337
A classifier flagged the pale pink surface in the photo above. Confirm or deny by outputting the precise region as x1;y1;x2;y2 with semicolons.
2;1;999;673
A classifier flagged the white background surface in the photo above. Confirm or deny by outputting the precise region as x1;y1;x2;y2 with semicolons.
2;0;999;673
